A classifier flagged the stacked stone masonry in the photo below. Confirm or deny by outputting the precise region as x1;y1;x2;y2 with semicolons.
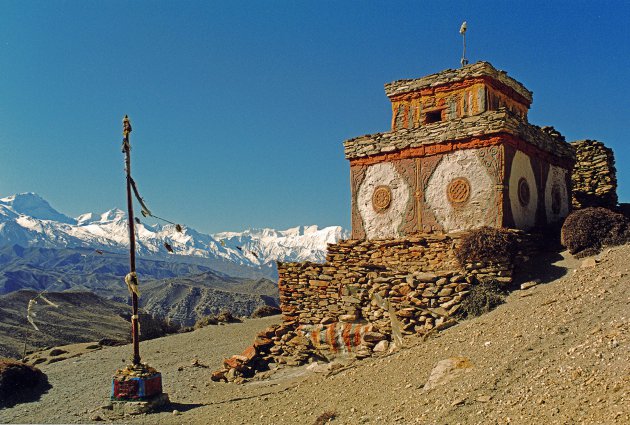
570;140;618;209
344;109;574;162
278;233;531;337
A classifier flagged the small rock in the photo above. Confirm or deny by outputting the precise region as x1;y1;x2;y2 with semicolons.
451;397;466;406
173;409;181;416
90;414;104;421
581;258;597;268
339;314;357;322
372;340;389;353
363;331;386;343
520;279;540;290
423;357;474;391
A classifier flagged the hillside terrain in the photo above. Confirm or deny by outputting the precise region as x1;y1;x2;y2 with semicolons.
1;244;628;424
0;271;279;358
0;291;131;359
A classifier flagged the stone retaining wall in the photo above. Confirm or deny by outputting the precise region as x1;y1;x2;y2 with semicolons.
212;230;536;382
571;140;617;209
277;232;530;334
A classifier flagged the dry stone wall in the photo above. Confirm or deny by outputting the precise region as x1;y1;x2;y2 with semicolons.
213;231;536;382
277;233;525;334
571;140;617;209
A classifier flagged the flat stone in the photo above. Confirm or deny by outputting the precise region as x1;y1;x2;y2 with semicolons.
339;314;357;322
372;340;389;353
581;258;597;268
520;279;540;290
363;331;386;343
423;357;473;392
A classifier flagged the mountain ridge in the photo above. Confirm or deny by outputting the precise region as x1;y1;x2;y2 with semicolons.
0;192;349;278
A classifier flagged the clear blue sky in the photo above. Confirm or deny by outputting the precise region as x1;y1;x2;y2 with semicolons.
1;1;628;234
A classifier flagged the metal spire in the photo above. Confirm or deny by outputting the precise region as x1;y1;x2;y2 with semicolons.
460;21;468;67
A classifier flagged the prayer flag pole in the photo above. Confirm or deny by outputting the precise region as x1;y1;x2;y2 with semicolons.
111;116;167;409
122;115;141;365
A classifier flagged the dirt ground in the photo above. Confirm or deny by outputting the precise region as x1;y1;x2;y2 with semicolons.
1;246;628;425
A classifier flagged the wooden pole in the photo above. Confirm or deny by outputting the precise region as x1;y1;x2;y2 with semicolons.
122;115;141;366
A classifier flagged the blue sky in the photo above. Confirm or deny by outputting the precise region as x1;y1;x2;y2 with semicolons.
1;1;628;234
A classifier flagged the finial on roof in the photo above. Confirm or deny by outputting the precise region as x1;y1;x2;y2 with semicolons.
460;21;469;67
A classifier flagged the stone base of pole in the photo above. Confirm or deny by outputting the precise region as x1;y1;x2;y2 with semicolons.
111;363;167;408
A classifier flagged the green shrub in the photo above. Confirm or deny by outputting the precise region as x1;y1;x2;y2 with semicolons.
458;279;506;319
561;207;630;258
455;227;517;266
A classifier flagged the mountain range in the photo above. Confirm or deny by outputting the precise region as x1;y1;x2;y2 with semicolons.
0;192;348;279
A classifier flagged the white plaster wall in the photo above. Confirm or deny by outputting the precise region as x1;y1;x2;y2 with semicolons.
508;150;538;229
545;165;570;223
425;150;497;232
357;162;411;239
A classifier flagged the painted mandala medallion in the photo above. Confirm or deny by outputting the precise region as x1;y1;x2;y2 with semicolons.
447;177;471;205
372;185;392;213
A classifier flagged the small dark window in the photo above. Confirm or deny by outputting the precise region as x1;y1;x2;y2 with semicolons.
425;110;442;124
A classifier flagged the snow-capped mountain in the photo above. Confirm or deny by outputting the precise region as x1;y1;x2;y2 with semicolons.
0;193;348;275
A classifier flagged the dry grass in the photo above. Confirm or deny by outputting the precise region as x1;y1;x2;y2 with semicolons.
561;207;630;258
0;358;48;406
250;305;281;318
457;279;506;319
455;227;517;265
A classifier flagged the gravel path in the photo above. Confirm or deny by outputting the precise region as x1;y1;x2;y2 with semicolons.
2;246;629;424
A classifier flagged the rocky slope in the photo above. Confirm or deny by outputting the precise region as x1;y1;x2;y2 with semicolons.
2;244;628;424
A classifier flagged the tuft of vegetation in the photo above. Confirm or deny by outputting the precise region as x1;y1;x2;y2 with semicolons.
250;305;281;318
314;411;337;424
216;310;242;324
458;279;506;319
0;358;48;406
455;227;517;266
194;310;242;329
138;312;181;340
194;315;218;329
561;207;630;258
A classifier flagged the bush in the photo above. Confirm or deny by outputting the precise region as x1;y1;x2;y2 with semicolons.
194;310;242;329
138;312;181;340
455;227;517;266
250;305;281;318
194;315;219;329
216;310;242;323
561;207;630;258
0;359;48;406
458;279;506;319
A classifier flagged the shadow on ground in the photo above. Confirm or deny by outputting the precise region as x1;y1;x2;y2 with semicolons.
155;401;206;413
512;249;571;287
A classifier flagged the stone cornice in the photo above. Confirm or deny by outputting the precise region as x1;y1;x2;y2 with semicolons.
384;61;533;105
343;109;574;162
